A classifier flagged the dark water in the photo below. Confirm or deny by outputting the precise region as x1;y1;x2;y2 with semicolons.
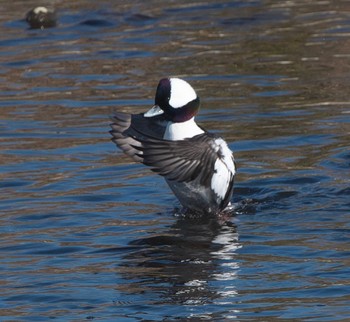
1;0;349;320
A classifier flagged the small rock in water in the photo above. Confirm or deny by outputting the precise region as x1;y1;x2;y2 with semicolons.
25;6;57;29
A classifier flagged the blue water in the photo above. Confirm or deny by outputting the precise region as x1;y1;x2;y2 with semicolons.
1;0;349;321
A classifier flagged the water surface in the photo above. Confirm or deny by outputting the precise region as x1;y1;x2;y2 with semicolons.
0;0;349;321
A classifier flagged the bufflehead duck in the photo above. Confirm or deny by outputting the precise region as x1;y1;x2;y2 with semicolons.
110;78;236;215
26;6;57;29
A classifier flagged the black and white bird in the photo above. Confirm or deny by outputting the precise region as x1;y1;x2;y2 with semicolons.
110;77;236;215
25;6;57;29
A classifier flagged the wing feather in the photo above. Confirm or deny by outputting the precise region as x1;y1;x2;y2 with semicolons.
110;112;235;198
110;112;167;162
132;133;226;184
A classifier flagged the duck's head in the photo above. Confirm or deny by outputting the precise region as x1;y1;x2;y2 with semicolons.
145;78;200;122
25;6;57;29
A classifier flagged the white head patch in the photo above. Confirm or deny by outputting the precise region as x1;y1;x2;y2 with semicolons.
34;7;49;14
169;78;197;109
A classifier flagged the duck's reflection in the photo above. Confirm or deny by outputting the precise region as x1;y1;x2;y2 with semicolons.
115;215;241;313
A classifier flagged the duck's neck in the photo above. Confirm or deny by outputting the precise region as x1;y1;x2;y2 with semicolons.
164;117;204;140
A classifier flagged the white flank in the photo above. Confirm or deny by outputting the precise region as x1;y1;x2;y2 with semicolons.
34;6;48;14
211;139;235;200
164;118;204;140
215;138;235;174
211;159;230;200
169;78;197;108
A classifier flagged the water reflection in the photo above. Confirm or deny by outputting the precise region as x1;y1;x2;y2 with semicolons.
116;215;240;316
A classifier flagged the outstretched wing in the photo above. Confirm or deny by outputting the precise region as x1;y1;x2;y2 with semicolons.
110;112;167;162
132;133;235;188
110;112;236;206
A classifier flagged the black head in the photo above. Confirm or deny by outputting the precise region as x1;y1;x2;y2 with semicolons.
26;7;57;29
154;78;200;123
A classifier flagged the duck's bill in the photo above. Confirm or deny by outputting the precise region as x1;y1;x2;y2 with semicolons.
144;105;164;117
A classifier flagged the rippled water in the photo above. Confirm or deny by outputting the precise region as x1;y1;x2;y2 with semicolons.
1;0;349;320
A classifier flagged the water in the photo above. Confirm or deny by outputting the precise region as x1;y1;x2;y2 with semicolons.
1;0;349;320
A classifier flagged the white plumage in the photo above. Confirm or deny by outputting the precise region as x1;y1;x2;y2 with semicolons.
164;117;204;140
211;139;236;200
168;78;197;108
